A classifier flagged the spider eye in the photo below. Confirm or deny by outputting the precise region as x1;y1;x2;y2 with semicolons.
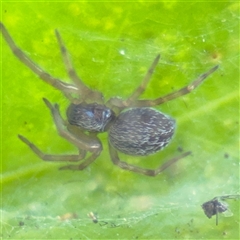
104;109;112;119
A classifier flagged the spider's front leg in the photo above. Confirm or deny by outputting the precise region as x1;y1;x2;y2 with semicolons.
18;98;102;170
55;29;104;104
0;22;103;104
0;22;78;99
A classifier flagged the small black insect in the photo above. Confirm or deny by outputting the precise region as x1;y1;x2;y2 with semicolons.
1;22;218;176
202;195;240;225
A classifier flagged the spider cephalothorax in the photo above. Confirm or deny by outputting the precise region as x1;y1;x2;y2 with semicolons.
67;102;115;132
1;22;218;176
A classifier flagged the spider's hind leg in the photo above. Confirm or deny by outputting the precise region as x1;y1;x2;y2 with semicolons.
108;141;191;176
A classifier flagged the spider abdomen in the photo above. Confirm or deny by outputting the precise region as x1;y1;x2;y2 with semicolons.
109;108;175;156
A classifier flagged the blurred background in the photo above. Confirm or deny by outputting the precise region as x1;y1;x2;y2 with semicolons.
1;1;239;239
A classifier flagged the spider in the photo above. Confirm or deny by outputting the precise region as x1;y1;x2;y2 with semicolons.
1;22;218;176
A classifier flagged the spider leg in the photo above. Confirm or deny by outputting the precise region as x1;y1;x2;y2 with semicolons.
42;98;100;150
126;54;160;104
217;195;240;201
44;98;103;170
107;64;218;110
108;142;191;176
18;134;86;162
55;30;104;103
59;149;102;170
131;65;219;107
106;54;160;111
0;22;78;98
18;98;102;170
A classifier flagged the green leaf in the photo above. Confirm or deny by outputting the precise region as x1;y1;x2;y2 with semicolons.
2;1;239;239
